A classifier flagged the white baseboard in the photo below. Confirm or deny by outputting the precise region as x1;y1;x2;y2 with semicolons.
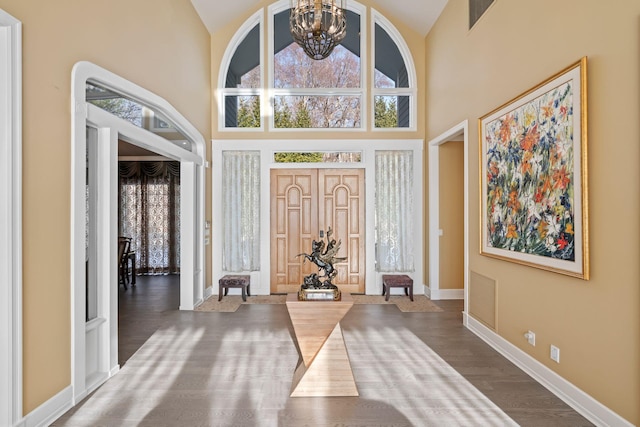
203;285;213;299
424;285;432;298
192;286;214;309
21;385;72;427
465;314;634;427
425;286;463;300
109;364;120;377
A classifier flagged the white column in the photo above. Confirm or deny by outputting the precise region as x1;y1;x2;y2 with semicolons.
180;162;196;310
97;127;119;376
0;10;22;425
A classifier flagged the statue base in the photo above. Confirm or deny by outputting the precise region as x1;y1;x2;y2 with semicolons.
298;288;341;301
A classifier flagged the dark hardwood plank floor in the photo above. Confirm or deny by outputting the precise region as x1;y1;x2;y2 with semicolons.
118;274;181;365
54;275;593;426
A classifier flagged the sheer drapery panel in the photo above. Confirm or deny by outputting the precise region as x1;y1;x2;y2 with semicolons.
119;161;180;275
375;150;414;272
222;151;260;272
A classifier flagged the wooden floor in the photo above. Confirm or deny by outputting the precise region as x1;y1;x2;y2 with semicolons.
54;275;593;426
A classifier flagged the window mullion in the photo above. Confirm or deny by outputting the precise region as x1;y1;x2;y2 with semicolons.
372;87;416;96
271;87;363;96
222;88;262;96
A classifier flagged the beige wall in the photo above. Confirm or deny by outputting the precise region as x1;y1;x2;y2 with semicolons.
438;141;464;290
1;0;211;413
426;0;639;423
8;0;637;422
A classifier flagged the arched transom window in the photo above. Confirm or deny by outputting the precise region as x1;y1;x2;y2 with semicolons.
218;1;416;131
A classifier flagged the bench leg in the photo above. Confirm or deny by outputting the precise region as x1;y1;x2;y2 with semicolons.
241;287;246;302
218;282;223;301
384;285;390;301
409;285;414;301
120;263;128;291
130;258;136;286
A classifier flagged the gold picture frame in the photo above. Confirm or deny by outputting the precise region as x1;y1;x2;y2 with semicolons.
479;57;589;279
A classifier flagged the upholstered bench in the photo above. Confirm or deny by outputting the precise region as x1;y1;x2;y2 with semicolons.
381;274;414;301
218;275;251;301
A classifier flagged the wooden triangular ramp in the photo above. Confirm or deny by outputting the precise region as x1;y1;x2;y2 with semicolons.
286;296;353;366
290;323;358;397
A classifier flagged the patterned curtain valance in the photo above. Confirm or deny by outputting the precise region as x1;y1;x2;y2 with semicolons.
118;161;180;179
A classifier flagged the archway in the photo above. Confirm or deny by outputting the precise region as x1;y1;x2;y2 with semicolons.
70;62;206;402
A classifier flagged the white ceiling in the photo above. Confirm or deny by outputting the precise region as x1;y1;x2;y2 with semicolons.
190;0;449;37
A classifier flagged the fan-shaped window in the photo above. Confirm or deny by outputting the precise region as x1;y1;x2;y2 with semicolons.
218;1;415;131
373;11;416;129
222;12;262;129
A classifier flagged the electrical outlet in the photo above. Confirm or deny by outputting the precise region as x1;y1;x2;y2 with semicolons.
524;330;535;346
550;345;560;363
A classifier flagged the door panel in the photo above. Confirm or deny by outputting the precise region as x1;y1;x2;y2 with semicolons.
271;169;365;294
318;169;365;294
271;170;318;293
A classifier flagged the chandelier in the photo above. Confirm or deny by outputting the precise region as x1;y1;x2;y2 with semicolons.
290;0;347;60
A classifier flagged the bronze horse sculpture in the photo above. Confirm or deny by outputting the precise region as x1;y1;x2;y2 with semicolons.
297;227;346;289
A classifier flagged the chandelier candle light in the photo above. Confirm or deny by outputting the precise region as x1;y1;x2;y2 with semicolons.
290;0;347;60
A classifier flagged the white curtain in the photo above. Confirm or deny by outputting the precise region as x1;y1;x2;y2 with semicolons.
222;151;260;271
375;150;414;272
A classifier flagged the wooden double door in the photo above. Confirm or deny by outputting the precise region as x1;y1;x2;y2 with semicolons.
270;168;365;294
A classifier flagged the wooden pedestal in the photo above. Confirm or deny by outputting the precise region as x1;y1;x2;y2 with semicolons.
285;293;358;397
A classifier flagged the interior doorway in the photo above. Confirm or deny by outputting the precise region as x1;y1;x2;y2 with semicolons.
428;121;469;316
270;168;366;294
71;62;206;403
117;142;182;365
438;141;465;293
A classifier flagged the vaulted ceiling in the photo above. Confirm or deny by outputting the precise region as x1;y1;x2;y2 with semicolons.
190;0;449;37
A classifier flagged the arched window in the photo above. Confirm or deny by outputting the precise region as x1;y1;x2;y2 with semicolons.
269;2;364;129
218;1;415;131
219;10;263;130
372;9;417;130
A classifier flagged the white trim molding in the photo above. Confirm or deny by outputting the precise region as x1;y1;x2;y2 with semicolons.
20;386;72;427
70;61;207;407
427;120;468;310
0;8;23;427
466;315;635;427
425;287;464;300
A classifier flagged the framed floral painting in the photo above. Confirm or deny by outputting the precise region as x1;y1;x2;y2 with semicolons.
479;57;589;279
